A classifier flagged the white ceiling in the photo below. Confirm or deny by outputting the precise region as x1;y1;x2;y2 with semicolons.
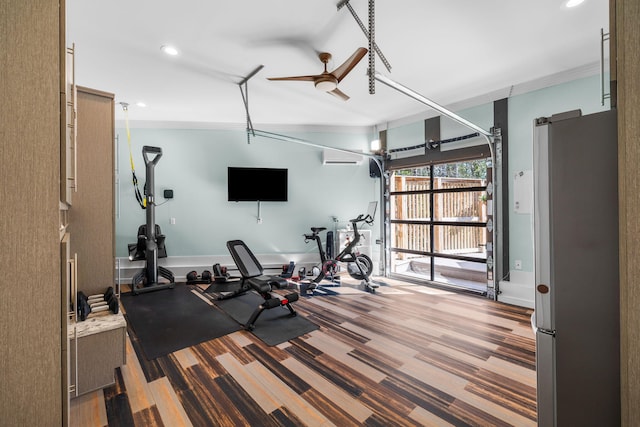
67;0;609;129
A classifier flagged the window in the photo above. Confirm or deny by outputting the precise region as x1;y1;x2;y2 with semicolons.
388;158;489;293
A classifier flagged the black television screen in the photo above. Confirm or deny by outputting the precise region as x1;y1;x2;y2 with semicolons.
227;167;288;202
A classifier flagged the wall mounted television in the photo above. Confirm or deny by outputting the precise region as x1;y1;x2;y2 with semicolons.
227;167;288;202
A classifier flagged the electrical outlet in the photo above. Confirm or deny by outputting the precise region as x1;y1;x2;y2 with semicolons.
514;260;522;270
170;217;176;225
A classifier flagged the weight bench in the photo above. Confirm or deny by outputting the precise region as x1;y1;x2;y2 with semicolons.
224;240;299;331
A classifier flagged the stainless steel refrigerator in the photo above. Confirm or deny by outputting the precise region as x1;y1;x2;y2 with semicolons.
533;109;620;426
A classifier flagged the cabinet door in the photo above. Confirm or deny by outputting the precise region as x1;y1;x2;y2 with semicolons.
70;327;126;396
69;87;115;297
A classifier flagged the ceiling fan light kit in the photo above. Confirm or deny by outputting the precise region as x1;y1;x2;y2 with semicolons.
314;76;337;92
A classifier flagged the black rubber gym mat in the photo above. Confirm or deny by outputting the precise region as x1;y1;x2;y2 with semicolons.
202;280;243;296
215;292;319;346
120;284;241;360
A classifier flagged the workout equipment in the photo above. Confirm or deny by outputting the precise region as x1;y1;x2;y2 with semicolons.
186;270;212;285
79;292;117;310
121;102;146;209
267;48;367;101
212;263;232;283
202;270;212;282
128;224;168;261
130;146;175;295
77;291;119;321
85;287;114;305
303;202;378;292
225;239;299;331
279;261;295;278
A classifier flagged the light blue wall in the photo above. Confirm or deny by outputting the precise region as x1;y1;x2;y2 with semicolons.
115;127;381;259
508;74;609;272
386;121;423;151
116;74;608;280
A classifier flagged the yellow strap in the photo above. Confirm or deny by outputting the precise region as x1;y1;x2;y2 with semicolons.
123;106;136;172
122;104;146;208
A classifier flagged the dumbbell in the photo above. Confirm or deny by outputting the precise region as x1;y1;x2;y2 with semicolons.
202;270;212;282
77;291;119;321
186;270;212;284
213;263;230;283
77;288;115;311
78;290;118;310
85;287;114;306
78;292;119;321
86;294;116;309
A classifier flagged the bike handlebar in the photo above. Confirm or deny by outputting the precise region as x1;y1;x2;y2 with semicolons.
349;214;374;225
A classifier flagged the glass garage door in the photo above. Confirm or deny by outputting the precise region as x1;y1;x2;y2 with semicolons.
389;158;489;293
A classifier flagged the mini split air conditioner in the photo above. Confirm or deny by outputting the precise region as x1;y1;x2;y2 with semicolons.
322;148;363;165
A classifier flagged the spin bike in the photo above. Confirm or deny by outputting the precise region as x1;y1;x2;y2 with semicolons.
303;212;378;292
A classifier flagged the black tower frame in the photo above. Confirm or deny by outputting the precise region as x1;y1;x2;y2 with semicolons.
131;146;175;294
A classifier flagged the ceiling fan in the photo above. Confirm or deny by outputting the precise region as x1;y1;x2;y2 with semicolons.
267;47;368;101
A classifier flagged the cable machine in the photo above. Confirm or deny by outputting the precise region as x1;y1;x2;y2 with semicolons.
131;146;175;294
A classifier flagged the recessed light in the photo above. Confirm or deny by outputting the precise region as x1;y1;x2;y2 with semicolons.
136;102;147;108
160;45;178;56
566;0;585;7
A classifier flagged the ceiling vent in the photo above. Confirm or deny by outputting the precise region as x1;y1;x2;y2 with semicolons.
322;148;363;165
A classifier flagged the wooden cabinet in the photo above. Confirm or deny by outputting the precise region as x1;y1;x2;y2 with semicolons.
66;85;124;398
70;86;115;296
69;315;126;396
2;1;65;424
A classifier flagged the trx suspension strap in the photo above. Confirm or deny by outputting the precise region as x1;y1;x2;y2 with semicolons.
121;103;146;209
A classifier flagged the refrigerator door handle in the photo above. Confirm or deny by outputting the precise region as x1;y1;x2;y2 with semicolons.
538;327;556;337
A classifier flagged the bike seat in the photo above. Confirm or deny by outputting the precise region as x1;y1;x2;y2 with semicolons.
310;227;326;233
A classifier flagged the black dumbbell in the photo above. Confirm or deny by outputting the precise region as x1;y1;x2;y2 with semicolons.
85;287;114;306
213;263;230;283
186;270;212;284
186;270;199;282
78;290;118;310
86;294;116;310
77;291;119;321
201;270;212;282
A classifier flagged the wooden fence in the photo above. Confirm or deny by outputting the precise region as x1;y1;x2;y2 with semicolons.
392;176;486;256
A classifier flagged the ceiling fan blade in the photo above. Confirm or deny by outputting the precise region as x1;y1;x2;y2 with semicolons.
266;75;319;82
330;47;368;83
328;87;350;101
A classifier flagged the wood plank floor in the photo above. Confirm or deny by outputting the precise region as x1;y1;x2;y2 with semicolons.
70;278;536;427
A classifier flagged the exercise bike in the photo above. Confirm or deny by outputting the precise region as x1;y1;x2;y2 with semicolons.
303;203;378;292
